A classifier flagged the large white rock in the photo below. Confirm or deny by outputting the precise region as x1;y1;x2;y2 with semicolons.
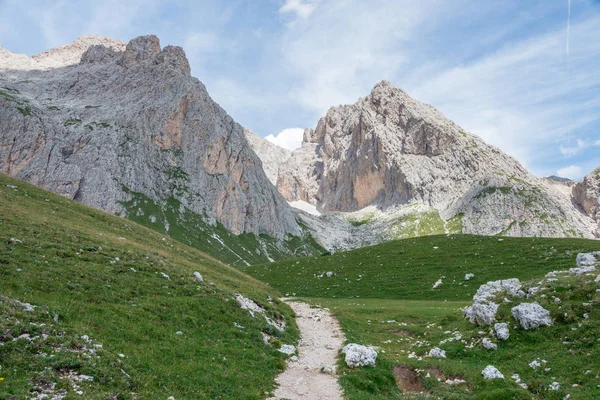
464;302;499;326
464;278;525;326
494;323;510;341
511;302;553;330
576;252;598;266
569;265;596;275
482;365;504;380
341;343;377;368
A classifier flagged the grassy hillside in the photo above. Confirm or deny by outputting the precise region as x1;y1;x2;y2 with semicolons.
0;174;297;399
245;235;600;399
244;234;600;300
120;186;325;267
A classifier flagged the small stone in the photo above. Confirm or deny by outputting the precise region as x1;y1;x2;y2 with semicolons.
482;365;504;380
482;337;497;350
193;272;203;282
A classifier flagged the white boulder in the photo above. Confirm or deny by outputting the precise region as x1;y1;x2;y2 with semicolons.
428;347;446;358
278;344;296;355
342;343;377;367
465;273;474;281
576;252;599;266
432;279;443;289
494;323;510;341
193;271;203;282
465;278;524;326
464;302;499;326
511;302;553;330
569;265;596;275
482;365;504;380
482;338;497;350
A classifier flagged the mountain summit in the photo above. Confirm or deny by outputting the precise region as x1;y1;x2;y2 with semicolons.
0;35;324;264
250;80;596;243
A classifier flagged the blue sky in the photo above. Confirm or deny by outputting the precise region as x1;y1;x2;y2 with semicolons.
1;0;599;179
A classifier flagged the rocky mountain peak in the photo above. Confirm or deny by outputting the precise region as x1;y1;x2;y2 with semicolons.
573;167;600;236
247;81;596;240
0;34;302;246
0;35;126;71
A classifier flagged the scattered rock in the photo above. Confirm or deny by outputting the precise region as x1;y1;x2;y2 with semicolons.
511;302;553;330
494;323;510;341
576;252;599;266
569;265;596;275
160;272;171;280
432;279;443;289
464;279;524;325
465;273;474;281
342;343;377;367
482;365;504;380
278;344;296;355
193;271;203;282
427;347;446;358
482;338;497;350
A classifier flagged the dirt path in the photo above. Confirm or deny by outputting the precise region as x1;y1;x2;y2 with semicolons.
268;301;345;400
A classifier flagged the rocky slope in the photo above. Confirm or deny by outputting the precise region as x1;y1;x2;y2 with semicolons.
0;35;323;264
573;167;600;236
250;81;596;247
243;128;291;185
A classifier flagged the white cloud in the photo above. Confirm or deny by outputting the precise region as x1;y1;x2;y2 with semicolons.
560;139;588;157
279;1;438;115
595;140;600;146
265;128;304;150
557;165;582;179
279;0;316;19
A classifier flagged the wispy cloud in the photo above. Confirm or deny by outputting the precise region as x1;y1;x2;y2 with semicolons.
557;165;582;179
279;0;316;20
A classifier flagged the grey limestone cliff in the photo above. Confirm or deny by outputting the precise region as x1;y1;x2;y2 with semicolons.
0;35;302;243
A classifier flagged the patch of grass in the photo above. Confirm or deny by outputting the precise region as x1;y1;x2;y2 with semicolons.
16;106;32;116
120;186;325;267
250;234;600;399
64;118;82;127
244;234;600;301
0;174;298;399
474;186;512;199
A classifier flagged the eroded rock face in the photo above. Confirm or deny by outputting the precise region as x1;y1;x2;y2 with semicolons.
0;35;299;239
262;81;596;239
244;128;291;186
573;168;600;236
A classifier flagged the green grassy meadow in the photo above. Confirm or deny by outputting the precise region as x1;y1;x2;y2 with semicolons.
245;235;600;399
0;174;297;399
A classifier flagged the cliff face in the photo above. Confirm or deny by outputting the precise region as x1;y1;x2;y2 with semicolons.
0;35;300;240
265;81;596;239
573;168;600;236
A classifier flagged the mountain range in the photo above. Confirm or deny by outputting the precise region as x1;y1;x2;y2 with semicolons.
1;34;598;264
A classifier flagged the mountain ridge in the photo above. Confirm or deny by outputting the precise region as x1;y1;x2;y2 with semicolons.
0;34;324;264
248;80;597;247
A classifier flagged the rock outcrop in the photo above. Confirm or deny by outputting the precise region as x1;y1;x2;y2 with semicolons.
244;128;291;186
0;35;301;242
258;81;596;240
573;167;600;236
